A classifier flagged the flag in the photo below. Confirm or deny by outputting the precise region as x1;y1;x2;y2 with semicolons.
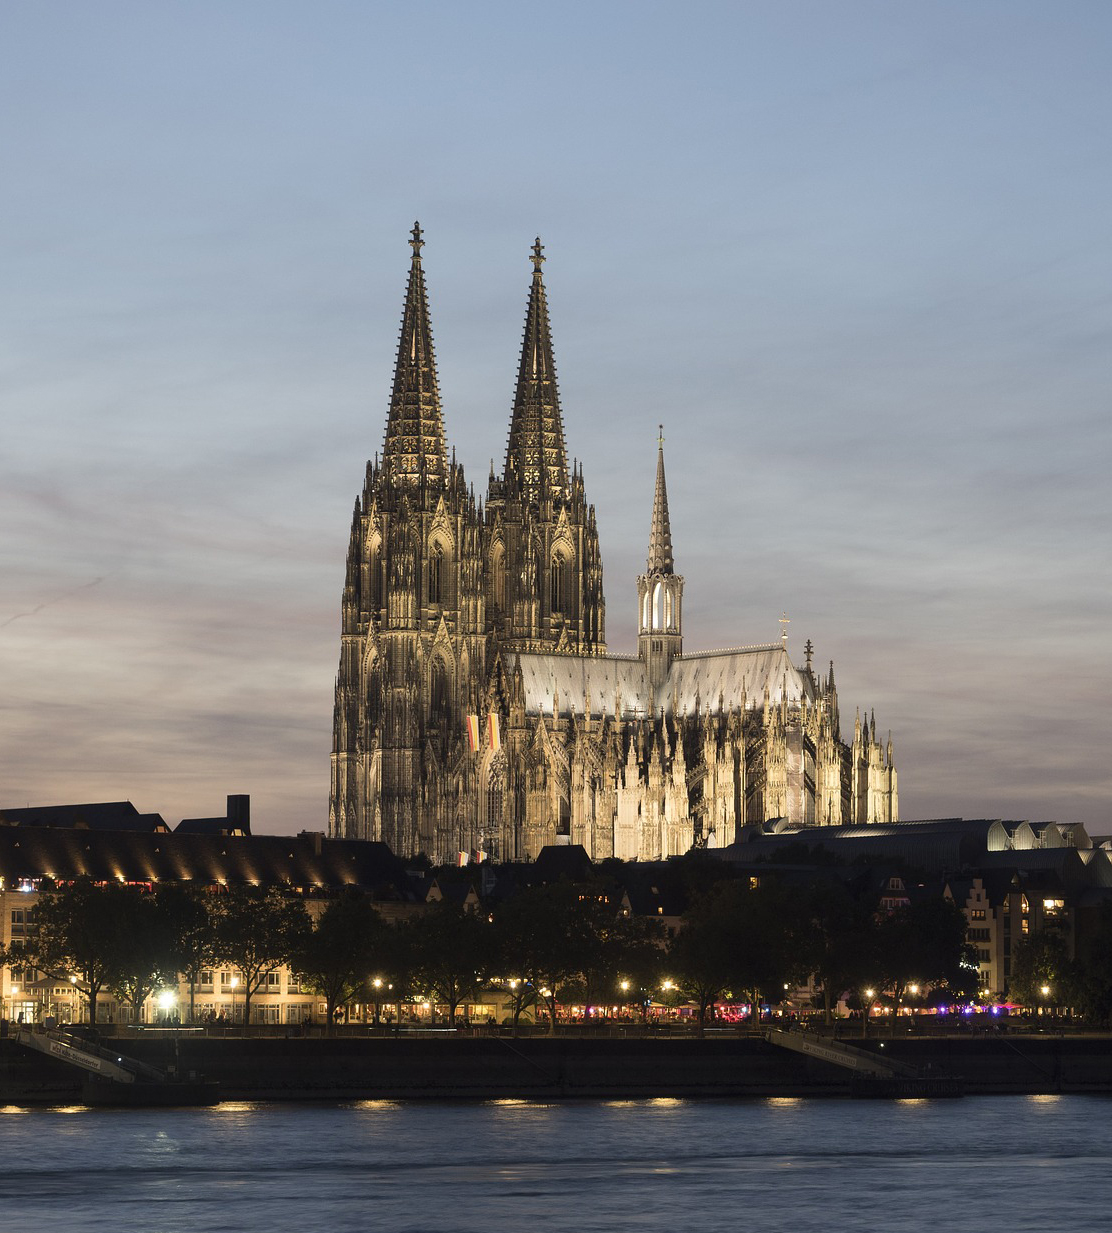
475;849;487;864
457;851;470;867
466;715;481;752
488;712;501;752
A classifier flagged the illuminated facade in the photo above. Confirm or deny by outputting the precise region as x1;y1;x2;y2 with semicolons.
330;229;898;863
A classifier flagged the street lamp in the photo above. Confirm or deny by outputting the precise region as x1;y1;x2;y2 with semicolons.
229;975;240;1028
371;977;383;1026
1040;983;1051;1019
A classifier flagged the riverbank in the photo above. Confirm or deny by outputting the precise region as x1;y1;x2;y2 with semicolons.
4;1031;1112;1104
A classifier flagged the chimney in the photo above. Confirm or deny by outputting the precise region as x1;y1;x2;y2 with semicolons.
227;795;250;834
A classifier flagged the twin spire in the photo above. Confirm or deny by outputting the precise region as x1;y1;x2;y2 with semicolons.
380;227;570;504
504;237;570;505
381;222;449;485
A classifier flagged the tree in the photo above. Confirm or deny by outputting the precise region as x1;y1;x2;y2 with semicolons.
668;884;738;1035
105;890;177;1024
211;887;309;1028
292;891;386;1031
1011;926;1072;1011
1071;904;1112;1025
718;879;807;1029
491;882;596;1035
797;877;878;1026
876;896;974;1026
11;879;130;1025
157;883;218;1024
409;899;491;1026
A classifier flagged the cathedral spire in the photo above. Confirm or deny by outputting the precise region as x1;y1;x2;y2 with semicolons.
382;222;448;486
504;238;569;504
647;426;674;574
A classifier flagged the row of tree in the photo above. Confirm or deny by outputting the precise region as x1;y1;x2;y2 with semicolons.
1012;907;1112;1022
3;872;979;1033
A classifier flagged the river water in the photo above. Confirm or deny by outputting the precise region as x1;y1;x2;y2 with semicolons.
0;1095;1106;1232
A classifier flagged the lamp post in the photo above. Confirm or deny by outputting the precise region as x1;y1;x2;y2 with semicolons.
908;984;920;1034
863;988;875;1039
371;977;383;1027
229;975;240;1031
1040;983;1051;1021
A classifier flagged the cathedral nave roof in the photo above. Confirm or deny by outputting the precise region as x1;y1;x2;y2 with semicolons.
514;642;812;720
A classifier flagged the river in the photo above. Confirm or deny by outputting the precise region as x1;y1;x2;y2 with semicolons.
0;1094;1106;1231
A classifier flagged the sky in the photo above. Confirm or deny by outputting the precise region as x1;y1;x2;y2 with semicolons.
2;1;1110;835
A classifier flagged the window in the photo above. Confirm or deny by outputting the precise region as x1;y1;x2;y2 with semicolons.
264;971;282;990
368;542;382;610
490;546;506;615
428;545;444;605
430;661;449;721
198;970;214;992
970;909;986;921
550;555;568;614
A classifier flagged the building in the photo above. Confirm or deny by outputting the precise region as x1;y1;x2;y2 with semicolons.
329;227;898;865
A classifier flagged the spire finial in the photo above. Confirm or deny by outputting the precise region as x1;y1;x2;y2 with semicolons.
779;612;790;646
410;221;424;257
531;237;545;273
658;423;664;448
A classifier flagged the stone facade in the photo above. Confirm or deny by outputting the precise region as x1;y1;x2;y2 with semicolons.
330;228;897;863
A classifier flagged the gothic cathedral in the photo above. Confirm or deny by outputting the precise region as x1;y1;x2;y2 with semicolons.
330;227;897;863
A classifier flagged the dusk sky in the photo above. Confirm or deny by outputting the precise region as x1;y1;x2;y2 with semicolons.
3;2;1110;835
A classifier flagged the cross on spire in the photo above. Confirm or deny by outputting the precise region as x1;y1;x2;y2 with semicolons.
410;221;424;256
531;237;545;272
658;423;664;448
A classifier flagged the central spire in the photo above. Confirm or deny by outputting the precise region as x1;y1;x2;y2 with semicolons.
647;426;674;574
504;237;569;504
381;222;448;485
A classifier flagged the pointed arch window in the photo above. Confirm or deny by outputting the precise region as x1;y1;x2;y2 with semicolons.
368;541;382;611
550;553;570;615
486;750;506;846
429;660;449;722
490;544;506;616
428;544;444;606
651;580;662;630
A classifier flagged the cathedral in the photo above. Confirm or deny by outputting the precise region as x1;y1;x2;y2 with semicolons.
330;226;898;864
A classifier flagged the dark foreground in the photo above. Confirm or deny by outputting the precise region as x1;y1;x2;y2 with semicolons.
2;1030;1110;1104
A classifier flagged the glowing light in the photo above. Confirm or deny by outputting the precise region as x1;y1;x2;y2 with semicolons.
156;990;176;1011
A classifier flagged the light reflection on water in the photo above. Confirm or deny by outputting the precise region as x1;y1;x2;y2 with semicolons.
0;1094;1108;1232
